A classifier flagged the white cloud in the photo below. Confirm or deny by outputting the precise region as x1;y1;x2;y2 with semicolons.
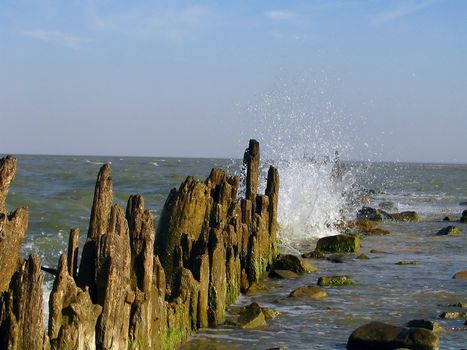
371;0;437;24
265;10;295;21
20;29;93;50
91;4;213;41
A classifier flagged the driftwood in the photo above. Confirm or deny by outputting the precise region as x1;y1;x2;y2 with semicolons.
0;140;279;349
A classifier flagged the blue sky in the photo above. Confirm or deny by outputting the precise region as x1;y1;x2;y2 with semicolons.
1;0;466;162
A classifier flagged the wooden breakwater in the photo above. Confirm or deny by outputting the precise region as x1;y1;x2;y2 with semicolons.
0;140;279;350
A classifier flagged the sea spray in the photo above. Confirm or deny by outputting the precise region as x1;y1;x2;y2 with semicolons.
243;77;361;249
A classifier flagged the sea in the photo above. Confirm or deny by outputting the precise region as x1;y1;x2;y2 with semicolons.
4;154;467;349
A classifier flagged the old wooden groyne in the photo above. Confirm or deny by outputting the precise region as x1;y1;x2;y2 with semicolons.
0;140;279;349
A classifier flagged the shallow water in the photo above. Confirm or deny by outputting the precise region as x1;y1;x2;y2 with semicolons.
4;155;467;349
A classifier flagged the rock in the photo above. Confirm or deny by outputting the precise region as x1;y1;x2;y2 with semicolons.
289;286;327;300
269;269;300;279
245;281;269;295
0;156;16;212
317;275;357;286
436;225;462;236
261;307;281;320
356;253;370;260
354;219;380;232
271;254;318;273
357;207;392;221
237;302;267;329
442;216;451;221
452;271;467;279
316;234;360;253
396;261;417;265
301;250;325;259
347;321;440;350
439;311;467;319
390;211;420;222
460;201;467;206
407;319;445;332
461;210;467;222
362;228;391;236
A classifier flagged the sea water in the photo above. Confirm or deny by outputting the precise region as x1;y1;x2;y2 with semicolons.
4;154;467;349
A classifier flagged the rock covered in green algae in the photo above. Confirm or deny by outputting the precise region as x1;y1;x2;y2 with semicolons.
237;302;267;329
347;321;440;350
439;311;467;319
316;234;360;253
435;225;462;236
289;285;328;300
390;211;420;222
356;253;370;260
354;219;380;232
317;275;357;286
271;254;318;273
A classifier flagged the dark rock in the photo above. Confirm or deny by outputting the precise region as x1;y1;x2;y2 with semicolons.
396;261;417;265
459;201;467;206
407;319;444;332
357;207;392;221
289;286;327;300
436;226;462;236
317;275;357;286
347;321;440;350
316;234;360;253
452;271;467;279
271;254;317;273
326;254;346;263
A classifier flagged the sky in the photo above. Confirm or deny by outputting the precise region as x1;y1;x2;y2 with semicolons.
0;0;466;162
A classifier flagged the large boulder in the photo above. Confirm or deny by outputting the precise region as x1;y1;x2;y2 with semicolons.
316;234;360;253
347;321;440;350
452;271;467;279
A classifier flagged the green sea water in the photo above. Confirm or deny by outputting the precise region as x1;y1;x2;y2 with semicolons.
4;154;467;349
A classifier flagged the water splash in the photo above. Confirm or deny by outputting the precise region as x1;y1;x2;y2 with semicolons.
244;75;360;248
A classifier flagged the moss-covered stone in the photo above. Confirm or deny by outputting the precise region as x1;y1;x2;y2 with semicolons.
301;250;325;259
316;235;360;253
271;254;318;273
317;275;357;286
390;211;420;222
436;225;462;236
356;253;370;260
289;286;327;300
